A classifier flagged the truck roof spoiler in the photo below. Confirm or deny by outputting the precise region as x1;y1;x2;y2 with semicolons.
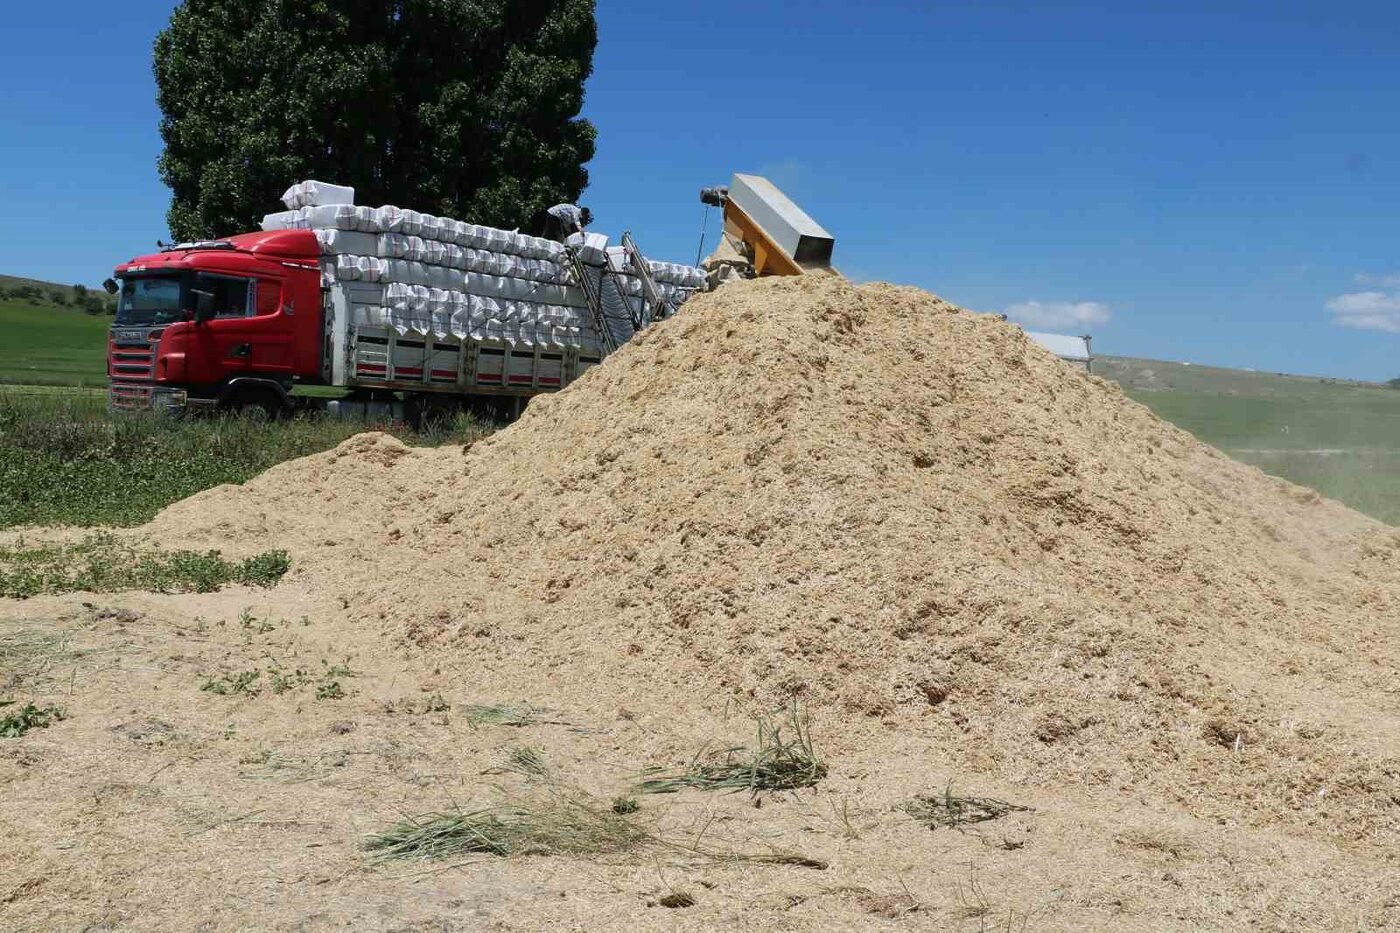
161;240;236;253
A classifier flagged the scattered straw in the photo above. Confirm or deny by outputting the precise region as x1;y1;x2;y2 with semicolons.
900;784;1032;830
636;702;825;795
463;703;564;728
364;795;647;862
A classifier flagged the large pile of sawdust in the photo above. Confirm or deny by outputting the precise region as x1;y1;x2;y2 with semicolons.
149;275;1400;848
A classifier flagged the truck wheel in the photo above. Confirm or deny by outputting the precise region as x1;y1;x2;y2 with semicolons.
227;392;282;422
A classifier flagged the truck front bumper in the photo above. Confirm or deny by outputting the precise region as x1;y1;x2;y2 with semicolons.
108;383;213;414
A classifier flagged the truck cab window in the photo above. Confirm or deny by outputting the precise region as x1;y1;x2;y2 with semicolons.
203;276;255;318
117;276;183;325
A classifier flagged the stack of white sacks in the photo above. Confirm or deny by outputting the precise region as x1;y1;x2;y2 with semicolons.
263;180;707;355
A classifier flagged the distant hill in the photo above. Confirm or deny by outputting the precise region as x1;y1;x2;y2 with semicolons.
0;273;116;317
1097;354;1400;526
1096;354;1384;395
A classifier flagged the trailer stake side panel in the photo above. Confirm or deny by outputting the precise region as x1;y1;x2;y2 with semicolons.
325;283;609;399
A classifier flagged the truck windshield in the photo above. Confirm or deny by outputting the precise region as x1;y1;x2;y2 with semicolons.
117;276;185;325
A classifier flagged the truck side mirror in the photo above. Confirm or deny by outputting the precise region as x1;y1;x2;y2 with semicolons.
102;278;118;295
191;288;216;323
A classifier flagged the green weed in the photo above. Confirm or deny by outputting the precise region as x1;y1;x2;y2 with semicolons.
201;670;261;697
0;534;289;599
315;680;346;701
267;667;312;694
0;701;66;737
202;663;346;701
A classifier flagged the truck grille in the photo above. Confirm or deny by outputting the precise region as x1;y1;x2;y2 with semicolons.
111;348;155;378
108;328;162;409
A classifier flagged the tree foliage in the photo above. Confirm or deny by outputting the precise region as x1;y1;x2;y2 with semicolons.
154;0;597;241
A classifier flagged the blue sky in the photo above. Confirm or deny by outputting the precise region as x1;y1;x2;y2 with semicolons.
1;1;1397;378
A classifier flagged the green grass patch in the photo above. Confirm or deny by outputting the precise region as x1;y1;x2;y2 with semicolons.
0;390;495;528
636;703;826;795
0;533;289;598
610;795;640;814
0;701;66;737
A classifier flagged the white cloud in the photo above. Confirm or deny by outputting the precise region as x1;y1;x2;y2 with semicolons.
1325;290;1400;332
1352;272;1400;287
1002;300;1112;330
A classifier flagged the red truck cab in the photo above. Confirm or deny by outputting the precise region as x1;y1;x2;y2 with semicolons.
109;230;324;415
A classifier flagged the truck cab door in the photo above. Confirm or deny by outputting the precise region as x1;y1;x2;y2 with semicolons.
190;273;292;379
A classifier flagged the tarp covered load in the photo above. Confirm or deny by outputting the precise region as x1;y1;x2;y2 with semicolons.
262;182;707;354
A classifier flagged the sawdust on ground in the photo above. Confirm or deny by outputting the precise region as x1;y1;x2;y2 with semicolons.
3;275;1399;931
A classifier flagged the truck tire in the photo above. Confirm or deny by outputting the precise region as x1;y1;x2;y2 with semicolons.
226;390;283;422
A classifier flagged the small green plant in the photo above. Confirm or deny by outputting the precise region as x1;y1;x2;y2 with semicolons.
238;607;275;634
0;701;65;737
235;550;291;587
636;701;826;795
201;670;261;697
321;660;358;678
315;680;346;701
611;795;640;815
267;667;312;694
900;784;1032;830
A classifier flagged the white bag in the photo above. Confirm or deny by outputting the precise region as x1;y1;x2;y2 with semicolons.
280;180;355;210
260;210;300;231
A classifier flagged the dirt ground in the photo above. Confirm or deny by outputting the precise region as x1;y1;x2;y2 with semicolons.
3;276;1398;930
3;586;1394;932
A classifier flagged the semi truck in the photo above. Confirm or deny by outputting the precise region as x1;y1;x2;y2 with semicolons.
104;187;708;421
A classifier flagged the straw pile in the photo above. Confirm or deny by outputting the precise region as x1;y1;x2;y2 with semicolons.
148;274;1400;849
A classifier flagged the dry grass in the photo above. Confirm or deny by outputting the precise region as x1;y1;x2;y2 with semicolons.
901;785;1032;830
0;628;71;692
637;702;826;795
501;745;550;779
463;703;564;728
364;795;648;862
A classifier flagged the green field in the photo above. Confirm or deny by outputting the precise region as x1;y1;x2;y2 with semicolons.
0;274;113;387
0;299;111;387
1099;356;1400;525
